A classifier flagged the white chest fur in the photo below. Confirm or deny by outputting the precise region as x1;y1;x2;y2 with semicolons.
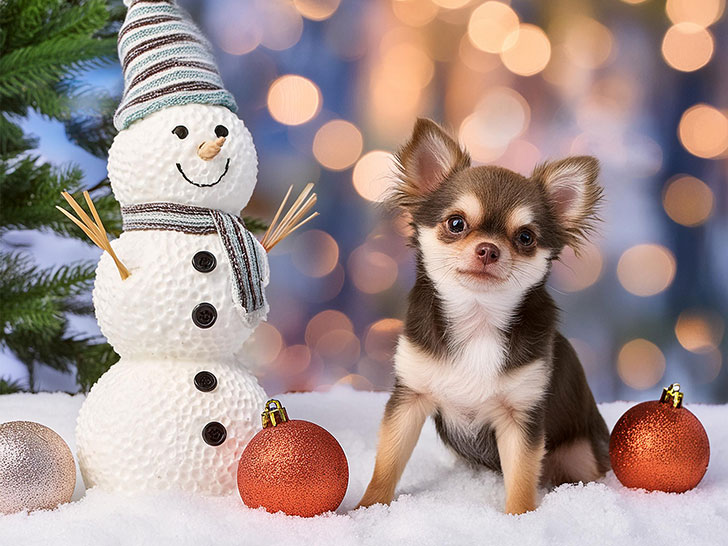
394;327;549;430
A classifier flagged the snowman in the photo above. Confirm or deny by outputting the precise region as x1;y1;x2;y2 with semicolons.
75;0;270;495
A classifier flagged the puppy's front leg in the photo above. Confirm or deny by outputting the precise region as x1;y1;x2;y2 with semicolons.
495;415;545;515
358;384;432;508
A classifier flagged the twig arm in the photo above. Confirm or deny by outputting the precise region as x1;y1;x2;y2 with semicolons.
58;191;130;280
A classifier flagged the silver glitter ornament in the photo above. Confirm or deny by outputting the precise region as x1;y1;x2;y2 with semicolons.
0;421;76;514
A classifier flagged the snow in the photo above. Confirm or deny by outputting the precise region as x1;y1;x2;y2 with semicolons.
0;388;726;546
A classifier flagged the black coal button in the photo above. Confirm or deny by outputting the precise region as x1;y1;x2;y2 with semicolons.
194;371;217;392
202;421;227;446
192;251;216;273
192;302;217;328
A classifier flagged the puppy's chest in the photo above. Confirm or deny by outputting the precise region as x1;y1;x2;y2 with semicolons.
397;329;510;408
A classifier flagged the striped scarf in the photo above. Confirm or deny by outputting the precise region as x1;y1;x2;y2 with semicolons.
122;202;267;326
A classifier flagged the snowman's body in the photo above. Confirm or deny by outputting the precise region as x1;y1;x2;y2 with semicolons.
76;104;270;494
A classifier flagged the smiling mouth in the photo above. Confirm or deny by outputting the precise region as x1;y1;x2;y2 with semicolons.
176;158;230;188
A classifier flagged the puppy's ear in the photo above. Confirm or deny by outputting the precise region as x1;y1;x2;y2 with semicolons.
532;156;602;251
389;118;470;209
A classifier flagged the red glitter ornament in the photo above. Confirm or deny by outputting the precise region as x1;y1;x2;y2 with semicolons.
609;383;710;493
237;399;349;517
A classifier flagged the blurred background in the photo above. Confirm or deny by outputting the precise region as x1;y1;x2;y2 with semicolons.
1;0;726;402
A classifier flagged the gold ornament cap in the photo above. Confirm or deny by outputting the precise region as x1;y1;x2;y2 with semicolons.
261;399;289;428
659;382;684;408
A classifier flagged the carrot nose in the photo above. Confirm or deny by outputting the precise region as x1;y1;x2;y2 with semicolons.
197;137;225;160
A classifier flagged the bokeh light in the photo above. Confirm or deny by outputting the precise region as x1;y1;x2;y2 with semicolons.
293;0;341;21
458;87;530;162
259;0;303;51
458;35;501;73
315;329;361;364
335;373;374;391
675;310;725;353
433;0;472;8
313;120;364;170
551;244;604;292
379;42;434;90
391;0;439;27
678;104;728;158
666;0;725;27
662;175;714;227
214;3;261;55
245;322;284;368
562;16;614;69
267;75;322;126
365;318;404;362
348;245;399;294
617;339;666;390
617;244;676;297
273;344;311;375
467;2;519;53
352;151;396;202
305;310;354;348
500;24;551;76
291;229;339;278
661;23;714;72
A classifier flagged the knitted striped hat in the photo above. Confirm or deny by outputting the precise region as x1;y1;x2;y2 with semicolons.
114;0;238;131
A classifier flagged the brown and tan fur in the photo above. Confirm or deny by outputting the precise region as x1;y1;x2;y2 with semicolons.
358;119;609;515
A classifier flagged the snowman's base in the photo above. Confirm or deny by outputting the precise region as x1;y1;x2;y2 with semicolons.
1;388;726;546
75;358;265;496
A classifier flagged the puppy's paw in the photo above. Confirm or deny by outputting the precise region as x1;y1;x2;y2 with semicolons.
357;486;394;509
505;499;538;515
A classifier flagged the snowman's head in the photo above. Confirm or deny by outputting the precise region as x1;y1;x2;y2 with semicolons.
108;104;257;215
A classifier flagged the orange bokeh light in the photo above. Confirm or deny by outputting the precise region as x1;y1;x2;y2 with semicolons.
662;175;714;227
617;339;666;390
617;244;676;297
666;0;725;27
678;104;728;158
551;243;604;292
291;230;339;278
313;120;364;171
467;2;519;54
661;23;714;72
501;24;551;76
352;151;396;202
267;75;322;126
293;0;341;21
675;310;725;353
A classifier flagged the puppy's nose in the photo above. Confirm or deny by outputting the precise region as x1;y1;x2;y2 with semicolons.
475;242;500;266
197;137;226;160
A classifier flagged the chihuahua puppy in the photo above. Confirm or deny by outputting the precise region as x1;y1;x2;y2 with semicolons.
358;119;610;515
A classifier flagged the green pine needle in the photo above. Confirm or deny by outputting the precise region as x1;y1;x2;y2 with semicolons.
0;0;122;393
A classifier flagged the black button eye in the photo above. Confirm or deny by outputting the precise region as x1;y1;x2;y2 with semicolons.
517;229;535;246
214;125;228;138
172;125;188;139
446;215;467;234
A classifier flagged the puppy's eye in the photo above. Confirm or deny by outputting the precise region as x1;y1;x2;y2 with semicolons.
446;215;467;234
172;125;188;139
516;229;535;246
215;125;228;138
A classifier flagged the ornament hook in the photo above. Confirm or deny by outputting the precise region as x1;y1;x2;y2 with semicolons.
660;382;684;408
261;399;289;428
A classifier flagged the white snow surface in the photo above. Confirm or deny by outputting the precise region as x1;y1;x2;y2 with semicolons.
0;388;726;546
